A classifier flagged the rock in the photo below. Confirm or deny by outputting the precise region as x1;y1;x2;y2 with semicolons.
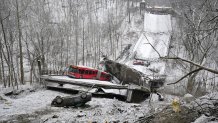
0;96;7;102
29;89;35;92
52;115;58;118
193;115;217;123
3;107;10;109
4;91;13;96
183;93;194;103
77;113;86;118
117;108;124;113
109;120;120;123
131;104;141;108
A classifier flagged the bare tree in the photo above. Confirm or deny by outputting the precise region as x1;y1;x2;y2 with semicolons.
167;0;218;94
16;0;24;84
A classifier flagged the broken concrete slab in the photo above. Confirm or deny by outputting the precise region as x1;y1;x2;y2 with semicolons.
42;75;150;103
103;59;146;86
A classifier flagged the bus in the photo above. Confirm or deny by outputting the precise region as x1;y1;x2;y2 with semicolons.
64;65;111;81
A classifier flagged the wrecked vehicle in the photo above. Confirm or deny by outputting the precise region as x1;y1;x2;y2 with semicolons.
63;65;112;81
51;92;92;107
133;60;145;65
41;58;165;103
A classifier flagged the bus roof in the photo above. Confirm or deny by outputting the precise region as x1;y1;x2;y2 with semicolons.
70;65;97;71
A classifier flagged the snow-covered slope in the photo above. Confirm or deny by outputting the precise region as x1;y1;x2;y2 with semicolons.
132;33;171;60
122;12;172;75
133;12;172;60
144;13;172;33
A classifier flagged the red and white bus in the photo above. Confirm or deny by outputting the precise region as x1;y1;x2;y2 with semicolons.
64;65;111;81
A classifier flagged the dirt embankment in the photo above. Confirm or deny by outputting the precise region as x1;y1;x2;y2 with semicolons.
139;93;218;123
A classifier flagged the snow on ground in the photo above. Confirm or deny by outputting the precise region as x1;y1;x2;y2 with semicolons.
48;75;118;86
189;92;218;109
3;84;213;123
39;98;150;123
0;84;177;123
0;88;70;122
190;92;218;123
192;115;217;123
0;88;147;122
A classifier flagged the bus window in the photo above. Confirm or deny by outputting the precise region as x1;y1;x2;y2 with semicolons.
69;67;77;73
85;70;89;74
69;67;73;72
75;69;78;73
81;70;84;74
89;71;93;75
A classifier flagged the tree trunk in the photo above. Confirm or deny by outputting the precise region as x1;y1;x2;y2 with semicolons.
127;0;130;23
0;14;11;87
75;10;79;65
0;47;2;86
82;18;85;66
37;60;42;84
16;0;24;84
0;57;2;84
0;37;4;87
25;32;33;84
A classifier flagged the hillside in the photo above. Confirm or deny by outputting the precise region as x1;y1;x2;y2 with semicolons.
0;0;218;122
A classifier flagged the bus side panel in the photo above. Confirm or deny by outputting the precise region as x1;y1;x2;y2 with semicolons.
99;72;111;81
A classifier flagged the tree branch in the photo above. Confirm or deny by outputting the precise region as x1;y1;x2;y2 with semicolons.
167;68;203;85
161;57;218;74
2;11;11;20
143;33;161;58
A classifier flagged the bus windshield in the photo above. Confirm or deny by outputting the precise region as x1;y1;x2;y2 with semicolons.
69;66;78;73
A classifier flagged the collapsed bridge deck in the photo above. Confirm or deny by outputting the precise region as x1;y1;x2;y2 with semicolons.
41;75;150;103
